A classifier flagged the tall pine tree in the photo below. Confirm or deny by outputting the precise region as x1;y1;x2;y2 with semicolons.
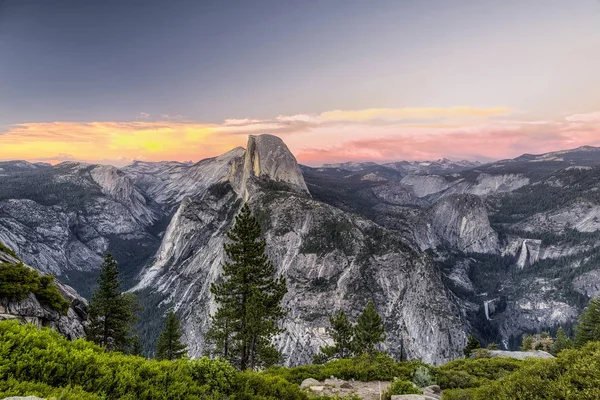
463;334;481;357
315;309;355;362
129;334;143;357
156;309;188;360
575;297;600;347
208;204;287;370
86;253;136;352
550;327;573;355
353;300;386;356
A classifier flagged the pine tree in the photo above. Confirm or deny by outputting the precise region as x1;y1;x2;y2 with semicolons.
129;334;143;357
315;309;355;362
463;334;480;357
353;300;386;356
156;309;188;361
550;327;573;355
575;297;600;347
86;253;136;352
207;204;287;370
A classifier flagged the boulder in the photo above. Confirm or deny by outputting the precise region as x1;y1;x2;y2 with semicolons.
300;378;321;389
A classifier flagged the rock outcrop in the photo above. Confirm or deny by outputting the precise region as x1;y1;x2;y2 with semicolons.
0;248;87;340
419;194;499;254
231;134;309;199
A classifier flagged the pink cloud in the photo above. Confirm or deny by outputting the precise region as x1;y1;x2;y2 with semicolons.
294;120;600;165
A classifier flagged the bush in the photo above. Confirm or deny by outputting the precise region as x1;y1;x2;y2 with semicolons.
470;349;491;359
434;357;525;390
0;262;70;314
412;365;434;387
265;353;424;384
233;372;308;400
382;379;422;399
0;242;18;259
437;342;600;399
0;320;309;400
0;378;99;400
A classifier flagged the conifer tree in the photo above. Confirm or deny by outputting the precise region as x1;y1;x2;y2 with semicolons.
86;253;136;352
208;204;287;370
550;327;573;355
129;334;143;357
315;309;355;362
575;297;600;347
353;300;386;356
156;309;188;361
463;334;480;357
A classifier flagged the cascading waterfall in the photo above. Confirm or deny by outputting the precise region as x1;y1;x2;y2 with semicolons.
484;300;492;321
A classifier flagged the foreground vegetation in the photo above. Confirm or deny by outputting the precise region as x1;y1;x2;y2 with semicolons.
0;261;70;314
4;319;600;399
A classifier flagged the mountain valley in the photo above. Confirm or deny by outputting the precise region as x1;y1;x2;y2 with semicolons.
2;135;600;365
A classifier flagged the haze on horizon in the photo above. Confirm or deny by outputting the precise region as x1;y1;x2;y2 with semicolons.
1;0;599;166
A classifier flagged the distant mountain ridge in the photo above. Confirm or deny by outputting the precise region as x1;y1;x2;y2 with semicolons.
2;140;600;364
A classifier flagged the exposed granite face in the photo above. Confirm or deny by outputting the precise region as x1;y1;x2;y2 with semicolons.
0;163;160;284
135;186;467;366
416;194;499;254
134;136;466;365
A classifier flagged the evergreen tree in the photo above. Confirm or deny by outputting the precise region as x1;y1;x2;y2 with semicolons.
207;204;287;370
353;300;386;356
463;334;480;357
575;297;600;347
156;309;188;361
86;253;136;352
550;327;574;355
315;309;355;362
129;334;143;357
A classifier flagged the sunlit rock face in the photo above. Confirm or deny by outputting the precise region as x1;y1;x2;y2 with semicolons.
415;194;499;254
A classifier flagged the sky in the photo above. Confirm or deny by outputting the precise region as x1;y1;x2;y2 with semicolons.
1;0;599;166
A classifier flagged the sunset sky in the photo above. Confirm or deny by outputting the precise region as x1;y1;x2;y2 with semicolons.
1;0;599;166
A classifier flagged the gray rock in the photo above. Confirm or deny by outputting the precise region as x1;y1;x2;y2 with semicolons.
0;258;87;340
300;378;321;389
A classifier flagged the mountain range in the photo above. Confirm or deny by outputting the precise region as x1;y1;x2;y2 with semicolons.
2;135;600;365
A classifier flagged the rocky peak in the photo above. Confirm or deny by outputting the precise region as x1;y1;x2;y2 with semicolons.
231;134;309;199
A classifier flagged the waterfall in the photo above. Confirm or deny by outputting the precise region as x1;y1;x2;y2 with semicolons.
484;300;492;321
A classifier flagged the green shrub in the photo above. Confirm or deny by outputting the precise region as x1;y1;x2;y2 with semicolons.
233;372;308;400
438;342;600;399
382;379;422;399
0;378;99;400
0;320;309;400
0;262;70;314
470;349;491;359
0;242;18;259
265;353;423;384
434;357;525;390
412;365;435;387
